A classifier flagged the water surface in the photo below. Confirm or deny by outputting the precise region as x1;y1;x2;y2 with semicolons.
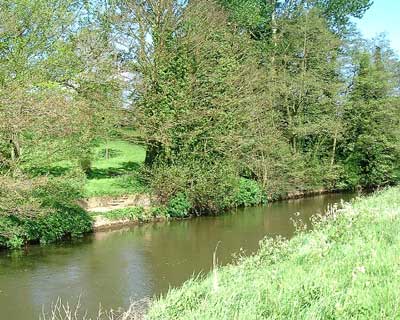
0;193;354;319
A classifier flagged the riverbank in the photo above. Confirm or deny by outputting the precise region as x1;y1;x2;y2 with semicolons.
146;186;400;319
84;187;346;231
0;182;346;249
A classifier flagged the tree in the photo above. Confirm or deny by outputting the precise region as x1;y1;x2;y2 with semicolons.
342;42;400;187
0;0;122;175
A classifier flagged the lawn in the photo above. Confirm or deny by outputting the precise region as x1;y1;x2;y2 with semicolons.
148;186;400;319
83;140;147;197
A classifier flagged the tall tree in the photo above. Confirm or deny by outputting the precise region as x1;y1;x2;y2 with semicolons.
342;43;400;187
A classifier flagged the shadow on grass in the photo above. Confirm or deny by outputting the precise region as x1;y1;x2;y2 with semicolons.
28;166;71;177
87;161;141;179
28;161;142;181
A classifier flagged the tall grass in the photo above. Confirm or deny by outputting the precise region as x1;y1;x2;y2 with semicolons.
40;297;148;320
147;187;400;319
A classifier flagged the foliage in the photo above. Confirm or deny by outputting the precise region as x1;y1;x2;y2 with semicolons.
341;46;400;188
166;193;191;218
187;163;240;214
0;176;92;249
0;0;399;249
115;0;399;210
20;206;92;246
148;187;400;319
0;0;123;174
232;178;266;207
145;161;240;214
99;207;146;221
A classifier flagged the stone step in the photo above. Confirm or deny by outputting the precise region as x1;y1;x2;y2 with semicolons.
79;194;152;213
109;200;127;204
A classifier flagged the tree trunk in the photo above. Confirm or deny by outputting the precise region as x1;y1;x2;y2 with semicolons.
330;129;338;170
10;133;21;161
270;0;278;70
105;140;110;160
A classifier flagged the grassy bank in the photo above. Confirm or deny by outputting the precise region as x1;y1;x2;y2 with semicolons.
147;186;400;319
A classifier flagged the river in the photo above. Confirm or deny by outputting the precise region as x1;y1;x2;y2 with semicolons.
0;192;354;319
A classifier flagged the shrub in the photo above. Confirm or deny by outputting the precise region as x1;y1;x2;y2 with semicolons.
24;206;91;244
142;164;189;205
187;163;239;214
145;161;240;215
166;193;191;218
149;206;168;218
0;217;26;248
0;175;92;249
0;205;92;249
233;178;266;207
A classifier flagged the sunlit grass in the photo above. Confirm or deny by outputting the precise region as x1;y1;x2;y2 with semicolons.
83;140;146;197
91;140;145;169
83;175;147;197
147;186;400;319
31;140;147;197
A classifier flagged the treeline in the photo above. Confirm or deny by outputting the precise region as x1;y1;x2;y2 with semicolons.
126;0;400;212
0;0;399;246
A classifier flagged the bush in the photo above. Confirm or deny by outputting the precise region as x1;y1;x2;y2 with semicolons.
233;178;266;207
145;161;240;215
0;217;26;248
142;164;189;205
187;163;239;214
166;193;191;218
149;206;168;218
0;175;92;249
0;205;92;249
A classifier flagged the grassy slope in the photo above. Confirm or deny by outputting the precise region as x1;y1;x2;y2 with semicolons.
83;140;146;197
148;187;400;319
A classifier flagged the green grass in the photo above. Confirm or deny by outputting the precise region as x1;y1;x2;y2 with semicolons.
91;140;145;170
94;206;146;220
29;140;147;198
83;175;146;197
148;186;400;319
83;140;146;197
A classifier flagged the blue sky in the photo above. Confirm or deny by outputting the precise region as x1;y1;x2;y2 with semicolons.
356;0;400;54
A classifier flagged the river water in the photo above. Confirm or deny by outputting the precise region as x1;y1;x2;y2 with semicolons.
0;193;354;319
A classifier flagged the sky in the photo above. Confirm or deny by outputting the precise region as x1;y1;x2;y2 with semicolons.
355;0;400;54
